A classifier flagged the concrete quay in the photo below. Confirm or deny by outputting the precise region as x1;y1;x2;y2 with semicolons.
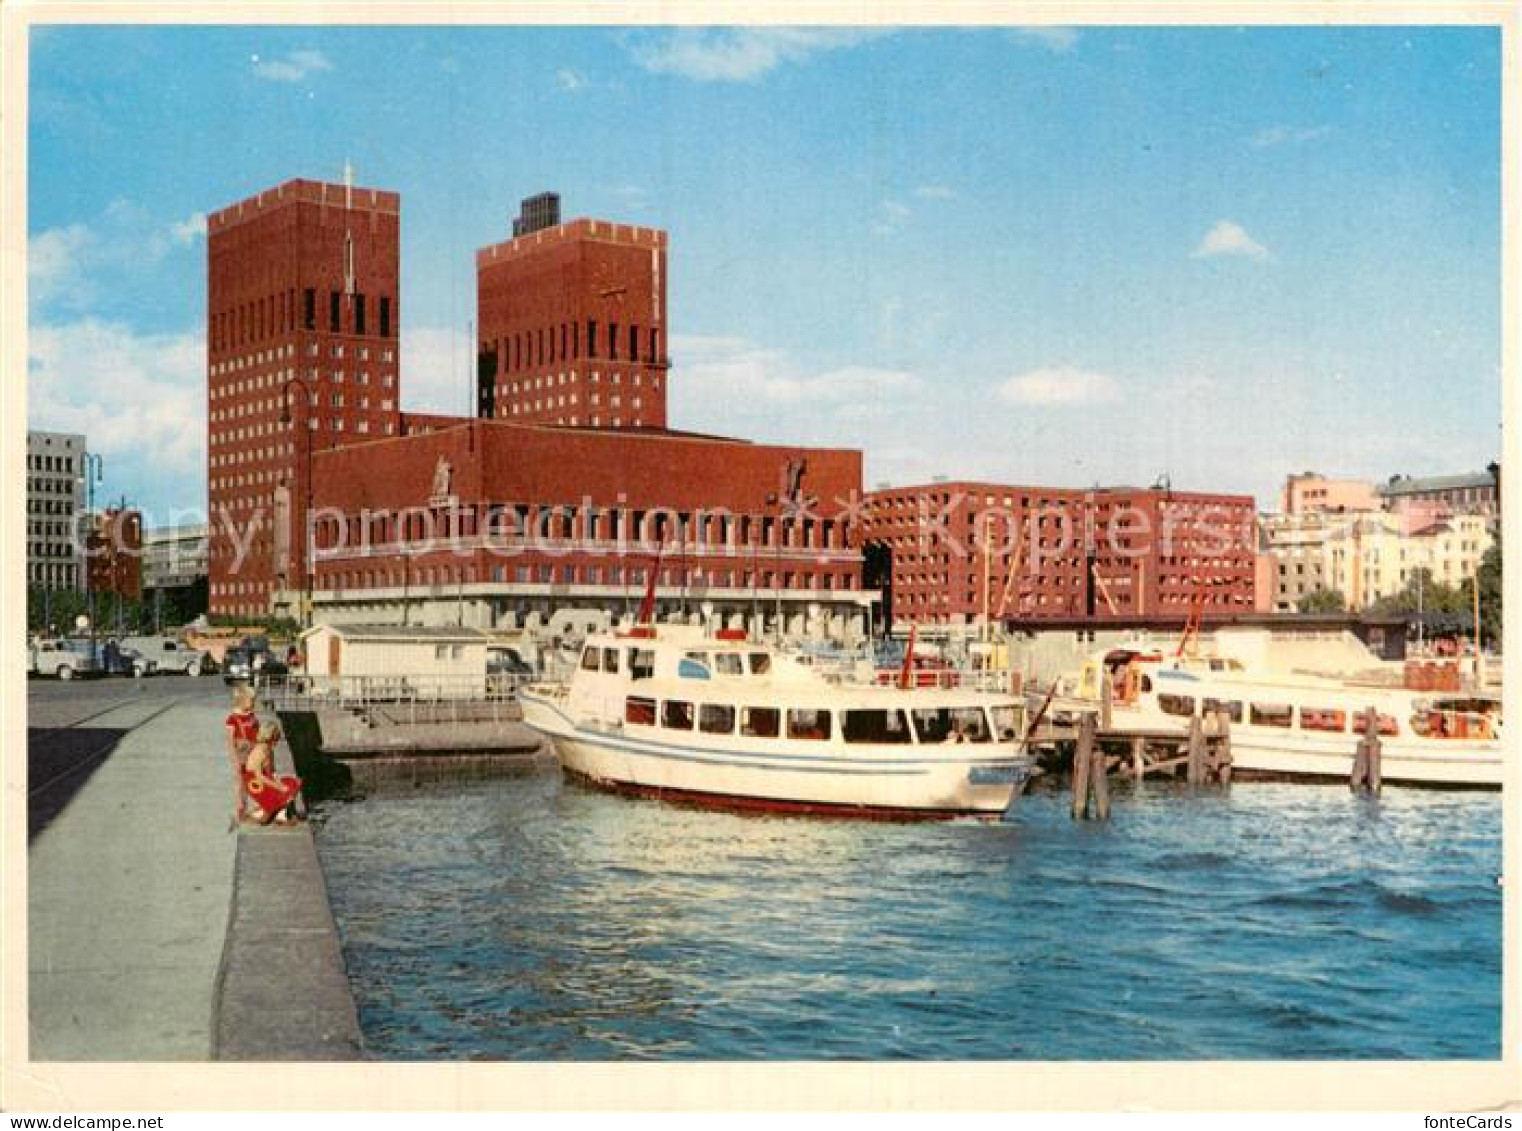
26;679;362;1061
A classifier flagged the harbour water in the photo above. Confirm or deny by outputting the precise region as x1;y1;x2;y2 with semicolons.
314;770;1501;1060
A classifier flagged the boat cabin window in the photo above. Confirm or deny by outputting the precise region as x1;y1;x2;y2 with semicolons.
580;647;600;672
714;653;745;676
740;707;780;738
625;696;656;726
629;649;655;681
700;704;735;734
1202;698;1243;723
1158;694;1196;718
842;708;913;745
1299;707;1346;733
748;653;772;675
1140;675;1153;693
684;651;711;669
602;648;620;673
991;705;1022;742
910;707;992;743
787;708;832;741
662;700;695;730
678;658;712;680
1250;702;1293;728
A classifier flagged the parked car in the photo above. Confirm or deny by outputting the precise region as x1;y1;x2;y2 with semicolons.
486;646;535;696
100;642;157;678
221;645;288;685
28;638;102;680
118;634;209;677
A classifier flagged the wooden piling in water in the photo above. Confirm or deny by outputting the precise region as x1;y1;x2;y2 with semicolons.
1100;671;1114;733
1131;736;1146;781
1186;715;1206;785
1090;717;1111;820
1071;715;1094;820
1214;709;1233;785
1352;706;1383;796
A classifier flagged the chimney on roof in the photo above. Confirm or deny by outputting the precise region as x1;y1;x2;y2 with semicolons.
513;192;561;237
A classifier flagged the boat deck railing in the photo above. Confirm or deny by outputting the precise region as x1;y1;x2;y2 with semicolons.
253;671;536;711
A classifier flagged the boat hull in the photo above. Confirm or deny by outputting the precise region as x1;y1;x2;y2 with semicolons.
522;692;1031;818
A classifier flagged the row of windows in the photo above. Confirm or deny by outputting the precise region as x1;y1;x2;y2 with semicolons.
621;696;1019;745
211;343;396;379
211;289;394;351
486;322;661;376
27;477;79;496
313;563;858;591
1156;693;1402;736
27;454;78;474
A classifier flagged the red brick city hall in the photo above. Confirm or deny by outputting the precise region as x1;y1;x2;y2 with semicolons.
204;174;1257;636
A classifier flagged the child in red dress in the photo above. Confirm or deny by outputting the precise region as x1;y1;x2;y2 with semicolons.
242;721;304;826
225;686;260;830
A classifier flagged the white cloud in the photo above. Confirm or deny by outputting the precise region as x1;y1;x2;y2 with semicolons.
28;319;206;477
557;68;587;92
28;223;93;306
672;334;923;412
913;184;957;200
997;366;1121;407
400;325;476;417
1251;124;1332;148
1192;220;1272;262
626;28;884;83
1011;27;1079;53
170;212;207;245
252;48;334;84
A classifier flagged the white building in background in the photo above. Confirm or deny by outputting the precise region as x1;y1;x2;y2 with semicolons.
26;430;86;591
142;523;210;591
1263;510;1493;612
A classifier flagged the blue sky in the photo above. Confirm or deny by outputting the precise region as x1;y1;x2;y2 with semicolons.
26;23;1502;521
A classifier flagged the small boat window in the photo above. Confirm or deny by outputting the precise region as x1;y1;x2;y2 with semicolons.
625;696;656;726
842;709;913;745
1158;694;1196;717
1299;707;1346;733
580;647;600;672
678;658;712;680
1250;702;1293;728
748;653;772;675
684;651;711;669
1202;698;1243;723
740;706;780;738
990;705;1022;741
911;707;991;743
602;647;620;673
700;704;735;734
714;653;745;676
1139;675;1153;693
787;708;832;741
662;700;695;730
629;649;655;681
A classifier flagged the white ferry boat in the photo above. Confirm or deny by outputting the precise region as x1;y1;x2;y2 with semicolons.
1072;646;1502;788
518;625;1037;818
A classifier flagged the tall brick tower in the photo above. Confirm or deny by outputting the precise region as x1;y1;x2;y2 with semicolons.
206;176;401;619
476;194;669;430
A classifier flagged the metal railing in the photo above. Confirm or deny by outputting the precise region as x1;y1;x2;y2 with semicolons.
255;671;536;711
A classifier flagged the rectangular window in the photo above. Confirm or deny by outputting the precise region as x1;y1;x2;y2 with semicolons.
842;709;913;744
1158;694;1196;718
911;707;992;744
629;648;655;680
587;320;598;359
787;708;832;741
662;700;695;730
715;653;744;676
602;647;620;673
699;704;735;734
625;696;656;726
649;328;659;363
1202;698;1244;724
303;289;316;330
1299;708;1347;733
1250;702;1294;728
330;291;341;332
354;294;366;335
629;324;639;362
580;647;601;672
739;706;780;738
379;296;392;337
609;322;619;359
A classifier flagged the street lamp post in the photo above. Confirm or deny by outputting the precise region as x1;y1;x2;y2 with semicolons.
766;493;785;645
80;452;103;664
279;376;315;629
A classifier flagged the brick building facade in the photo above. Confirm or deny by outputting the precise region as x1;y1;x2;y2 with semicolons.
206;177;402;618
863;481;1256;628
303;420;871;637
475;202;669;429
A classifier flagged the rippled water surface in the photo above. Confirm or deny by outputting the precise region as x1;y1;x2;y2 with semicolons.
315;771;1501;1059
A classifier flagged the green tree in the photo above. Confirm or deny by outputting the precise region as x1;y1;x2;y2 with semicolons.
1296;588;1348;614
1368;568;1467;617
1462;542;1501;647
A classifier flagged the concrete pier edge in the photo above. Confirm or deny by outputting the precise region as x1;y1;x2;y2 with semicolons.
210;821;365;1061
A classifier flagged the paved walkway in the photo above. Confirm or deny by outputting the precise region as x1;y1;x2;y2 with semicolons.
28;689;361;1061
29;695;237;1060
